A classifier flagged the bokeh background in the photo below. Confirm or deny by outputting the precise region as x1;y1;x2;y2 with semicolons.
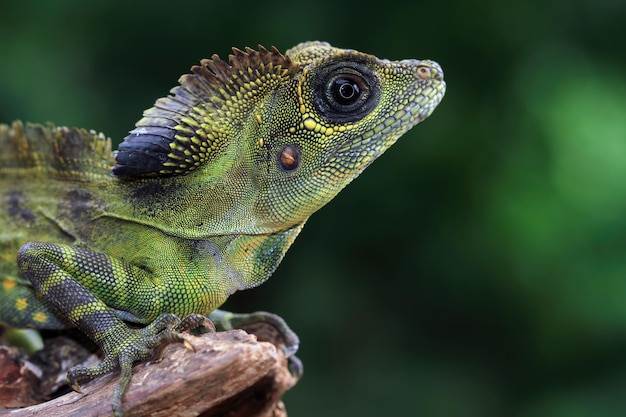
2;1;626;416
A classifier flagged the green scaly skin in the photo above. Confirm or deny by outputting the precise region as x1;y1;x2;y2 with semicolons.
0;41;445;415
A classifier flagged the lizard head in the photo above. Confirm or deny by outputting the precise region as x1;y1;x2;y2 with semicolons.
113;42;445;233
257;41;445;227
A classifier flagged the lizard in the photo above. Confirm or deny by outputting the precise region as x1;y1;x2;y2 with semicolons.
0;41;445;415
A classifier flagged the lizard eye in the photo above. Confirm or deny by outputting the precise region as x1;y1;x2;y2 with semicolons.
278;145;300;172
331;76;362;105
314;61;380;123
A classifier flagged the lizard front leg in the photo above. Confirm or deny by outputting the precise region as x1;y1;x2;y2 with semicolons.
17;241;213;416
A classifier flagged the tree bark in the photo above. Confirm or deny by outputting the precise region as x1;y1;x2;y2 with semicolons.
0;329;298;417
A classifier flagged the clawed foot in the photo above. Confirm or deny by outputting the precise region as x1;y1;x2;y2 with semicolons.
67;313;214;417
208;309;303;379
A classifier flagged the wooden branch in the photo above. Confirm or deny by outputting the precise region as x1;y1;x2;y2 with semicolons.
0;329;298;417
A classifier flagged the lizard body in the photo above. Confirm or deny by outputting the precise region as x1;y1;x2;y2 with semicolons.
0;41;445;415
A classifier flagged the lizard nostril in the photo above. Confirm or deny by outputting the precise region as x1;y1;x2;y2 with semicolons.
417;61;444;81
417;66;431;79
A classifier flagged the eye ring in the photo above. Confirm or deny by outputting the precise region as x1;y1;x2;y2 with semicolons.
313;61;380;123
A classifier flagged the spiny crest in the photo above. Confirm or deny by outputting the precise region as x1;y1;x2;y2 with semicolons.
0;121;114;181
113;45;299;177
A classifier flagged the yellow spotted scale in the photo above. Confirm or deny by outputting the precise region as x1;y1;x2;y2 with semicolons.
0;41;445;416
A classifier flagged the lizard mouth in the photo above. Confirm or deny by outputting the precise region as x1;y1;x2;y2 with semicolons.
327;70;446;174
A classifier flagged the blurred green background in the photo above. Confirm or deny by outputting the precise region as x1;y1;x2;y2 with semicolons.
2;1;626;416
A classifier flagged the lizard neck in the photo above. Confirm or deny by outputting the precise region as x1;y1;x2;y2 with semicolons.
107;164;286;239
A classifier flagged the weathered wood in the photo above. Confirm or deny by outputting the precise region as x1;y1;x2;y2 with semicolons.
0;330;298;417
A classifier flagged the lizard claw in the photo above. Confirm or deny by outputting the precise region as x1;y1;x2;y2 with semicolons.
66;312;213;416
208;309;303;379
